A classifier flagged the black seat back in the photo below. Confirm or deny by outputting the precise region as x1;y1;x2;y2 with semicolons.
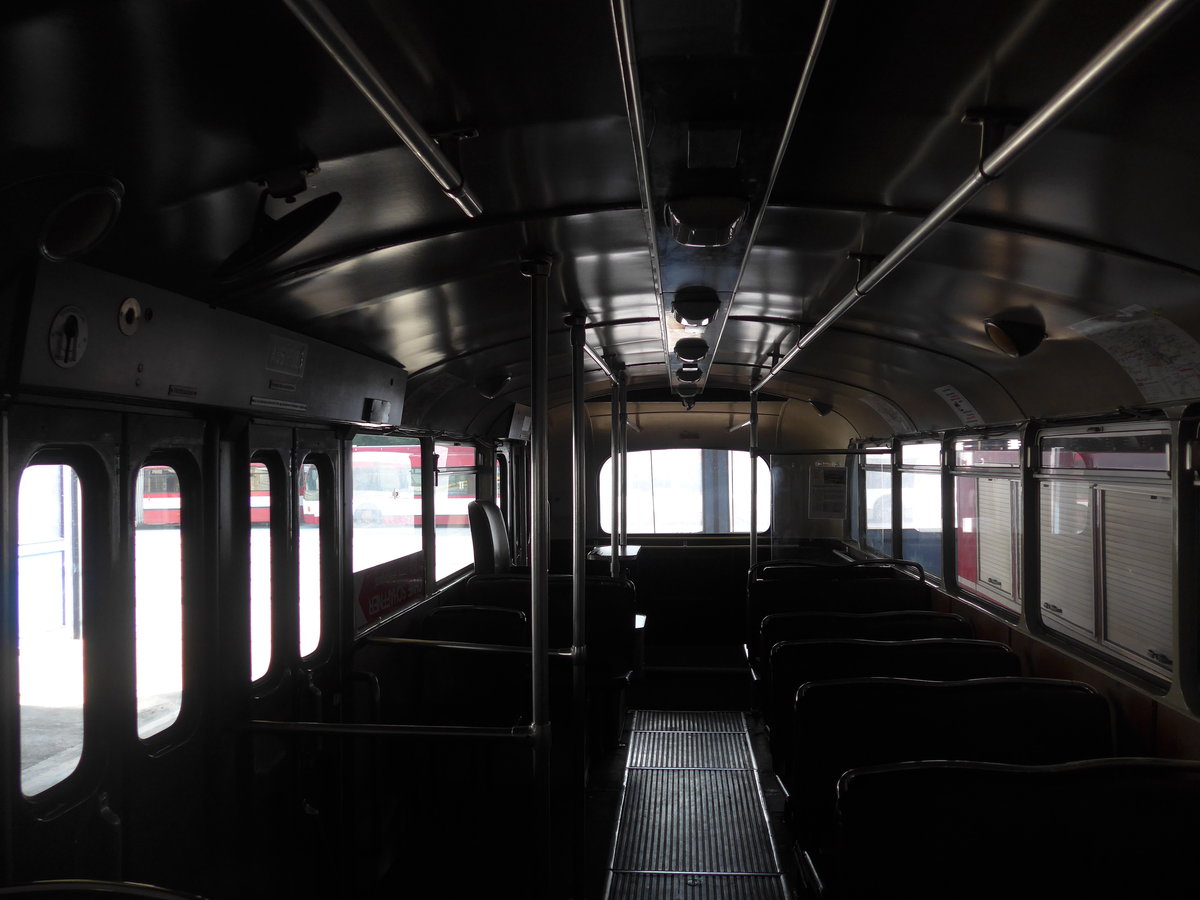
635;546;754;643
766;638;1021;774
834;758;1200;898
464;574;637;672
747;566;931;638
788;676;1114;849
468;500;514;575
417;605;530;727
0;882;209;899
422;604;528;645
756;610;973;671
461;573;637;750
768;637;1020;730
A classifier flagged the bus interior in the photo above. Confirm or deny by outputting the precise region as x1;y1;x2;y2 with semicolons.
4;0;1200;897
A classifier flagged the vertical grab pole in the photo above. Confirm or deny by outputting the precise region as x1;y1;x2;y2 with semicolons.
567;315;589;897
610;369;621;577
522;256;553;894
750;392;760;569
618;369;629;555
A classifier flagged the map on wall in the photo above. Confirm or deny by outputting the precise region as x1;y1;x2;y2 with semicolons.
1070;305;1200;403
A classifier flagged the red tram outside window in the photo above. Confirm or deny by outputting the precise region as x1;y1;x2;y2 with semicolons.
137;464;273;526
303;443;476;526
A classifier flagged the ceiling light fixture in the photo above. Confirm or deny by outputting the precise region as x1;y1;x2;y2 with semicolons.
673;286;721;327
984;312;1046;358
665;196;747;248
674;337;709;362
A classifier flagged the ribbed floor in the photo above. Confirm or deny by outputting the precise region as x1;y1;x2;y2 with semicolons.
634;710;745;732
628;732;751;769
607;873;787;898
605;711;787;900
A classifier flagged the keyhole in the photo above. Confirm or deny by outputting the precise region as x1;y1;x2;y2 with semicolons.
62;314;79;363
49;306;89;368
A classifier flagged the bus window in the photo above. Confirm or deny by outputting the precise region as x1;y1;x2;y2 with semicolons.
863;452;893;556
599;449;769;533
351;435;423;573
18;463;84;795
953;435;1021;612
955;476;1020;612
1040;480;1174;673
434;442;476;580
898;442;942;578
249;460;272;681
134;464;184;739
298;460;322;657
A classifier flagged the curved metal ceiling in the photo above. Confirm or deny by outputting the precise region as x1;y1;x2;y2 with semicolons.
3;0;1199;437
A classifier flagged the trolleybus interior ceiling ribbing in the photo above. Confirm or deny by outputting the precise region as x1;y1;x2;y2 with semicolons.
4;0;1200;439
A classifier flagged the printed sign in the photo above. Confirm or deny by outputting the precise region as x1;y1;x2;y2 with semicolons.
1069;305;1200;403
353;550;425;632
935;385;984;427
808;465;848;519
861;396;914;433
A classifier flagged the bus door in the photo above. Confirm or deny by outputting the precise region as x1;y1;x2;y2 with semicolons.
292;427;341;727
120;412;209;891
237;422;341;896
5;404;124;883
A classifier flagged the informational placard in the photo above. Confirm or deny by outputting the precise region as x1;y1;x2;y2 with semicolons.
861;395;914;433
353;550;425;632
1069;305;1200;403
935;384;984;427
808;465;848;519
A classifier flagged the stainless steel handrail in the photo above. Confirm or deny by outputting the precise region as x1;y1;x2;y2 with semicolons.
707;0;837;392
610;0;670;381
753;0;1190;393
283;0;483;218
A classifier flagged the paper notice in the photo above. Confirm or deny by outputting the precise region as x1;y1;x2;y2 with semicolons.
862;396;914;433
935;385;984;427
1069;305;1200;403
808;465;848;519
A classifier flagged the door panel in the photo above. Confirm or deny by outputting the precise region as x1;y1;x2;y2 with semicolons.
120;413;211;894
240;423;343;898
6;405;124;882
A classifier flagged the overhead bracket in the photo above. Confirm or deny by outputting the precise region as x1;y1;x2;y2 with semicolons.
432;126;480;174
255;153;321;203
847;252;883;292
962;107;1026;177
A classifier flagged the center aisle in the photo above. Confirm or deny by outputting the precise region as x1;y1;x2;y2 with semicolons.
603;710;790;899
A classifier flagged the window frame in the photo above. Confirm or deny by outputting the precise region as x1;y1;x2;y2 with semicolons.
895;439;945;582
132;450;200;744
597;448;772;536
432;441;481;584
248;450;286;684
859;442;895;557
15;447;107;800
297;451;336;662
1032;422;1175;679
950;432;1023;615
